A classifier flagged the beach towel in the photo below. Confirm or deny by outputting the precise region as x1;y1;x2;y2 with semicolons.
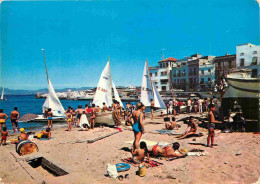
38;137;54;141
80;114;90;130
121;157;163;168
125;140;170;148
155;130;178;134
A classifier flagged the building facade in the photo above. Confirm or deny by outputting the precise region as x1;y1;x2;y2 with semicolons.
236;43;260;77
171;58;189;90
149;57;177;92
213;54;236;85
199;62;215;91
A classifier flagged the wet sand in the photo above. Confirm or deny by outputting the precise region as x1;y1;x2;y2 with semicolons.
0;113;259;184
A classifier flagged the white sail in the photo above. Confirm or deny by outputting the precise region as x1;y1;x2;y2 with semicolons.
42;79;66;117
140;61;154;106
112;81;124;108
152;83;166;109
93;61;113;108
1;88;4;100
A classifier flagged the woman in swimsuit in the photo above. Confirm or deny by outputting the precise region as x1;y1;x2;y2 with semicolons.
207;104;222;148
177;116;197;139
0;109;8;132
151;142;184;157
132;102;144;150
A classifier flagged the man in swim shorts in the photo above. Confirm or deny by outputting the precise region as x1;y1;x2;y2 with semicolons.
10;107;20;133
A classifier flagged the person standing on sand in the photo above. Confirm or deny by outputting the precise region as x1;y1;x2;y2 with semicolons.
187;98;192;113
10;107;20;133
47;108;53;129
66;110;72;131
71;108;76;125
132;102;145;150
90;104;96;129
142;105;146;120
1;127;8;146
207;104;222;148
150;99;155;120
76;105;84;126
0;109;8;132
112;107;121;127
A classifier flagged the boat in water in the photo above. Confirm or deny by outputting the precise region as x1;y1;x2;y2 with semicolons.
21;49;66;123
222;69;260;131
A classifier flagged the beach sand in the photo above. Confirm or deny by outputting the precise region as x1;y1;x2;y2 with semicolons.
0;113;259;184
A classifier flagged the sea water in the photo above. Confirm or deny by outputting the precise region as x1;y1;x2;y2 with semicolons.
0;95;139;133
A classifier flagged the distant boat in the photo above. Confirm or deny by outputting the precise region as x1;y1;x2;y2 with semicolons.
91;59;124;126
140;59;166;109
0;88;6;101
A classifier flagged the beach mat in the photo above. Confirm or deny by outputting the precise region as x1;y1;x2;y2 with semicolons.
121;157;163;168
155;130;178;134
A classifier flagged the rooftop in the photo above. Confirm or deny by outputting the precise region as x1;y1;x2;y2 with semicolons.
158;57;178;63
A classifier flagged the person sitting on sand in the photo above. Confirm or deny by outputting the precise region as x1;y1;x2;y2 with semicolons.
102;103;108;112
18;128;28;141
176;116;197;139
131;141;151;164
207;104;222;148
132;102;145;150
151;142;185;157
165;117;178;130
41;128;51;139
1;127;8;146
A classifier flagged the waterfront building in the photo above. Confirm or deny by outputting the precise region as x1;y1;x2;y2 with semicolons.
213;53;236;85
236;43;260;77
149;57;177;92
199;60;215;91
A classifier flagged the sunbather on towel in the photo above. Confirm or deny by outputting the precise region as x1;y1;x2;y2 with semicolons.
131;141;151;164
165;117;178;130
177;116;197;139
151;142;184;157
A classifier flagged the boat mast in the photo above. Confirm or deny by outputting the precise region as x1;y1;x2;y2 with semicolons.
108;57;113;105
41;49;50;84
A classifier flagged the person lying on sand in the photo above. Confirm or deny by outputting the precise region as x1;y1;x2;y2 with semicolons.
131;141;151;164
176;116;197;139
165;117;178;130
41;128;51;138
151;142;185;157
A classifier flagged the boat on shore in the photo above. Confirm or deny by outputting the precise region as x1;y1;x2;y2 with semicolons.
222;69;260;131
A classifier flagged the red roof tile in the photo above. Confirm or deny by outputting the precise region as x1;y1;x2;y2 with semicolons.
158;57;178;63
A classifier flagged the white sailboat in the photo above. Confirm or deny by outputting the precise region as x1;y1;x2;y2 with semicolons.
91;59;123;126
140;60;166;109
112;81;124;108
29;49;66;122
1;88;4;101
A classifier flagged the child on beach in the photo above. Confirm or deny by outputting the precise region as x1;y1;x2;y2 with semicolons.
131;141;151;164
207;104;222;148
165;117;178;130
1;127;8;146
47;108;53;129
0;109;8;132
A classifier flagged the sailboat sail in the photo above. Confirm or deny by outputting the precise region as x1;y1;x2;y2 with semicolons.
112;81;124;108
93;61;113;108
1;88;4;100
42;79;65;117
152;83;166;109
140;61;154;106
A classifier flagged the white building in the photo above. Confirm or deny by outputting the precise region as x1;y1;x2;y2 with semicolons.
149;57;177;92
236;43;260;77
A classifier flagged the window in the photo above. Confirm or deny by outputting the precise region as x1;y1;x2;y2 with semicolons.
208;78;211;81
201;70;204;75
253;51;257;54
201;78;204;84
228;61;232;69
252;57;258;65
156;86;158;89
252;69;258;78
240;59;245;66
208;69;211;73
240;53;244;56
155;72;158;76
166;62;168;67
160;63;162;68
150;73;152;77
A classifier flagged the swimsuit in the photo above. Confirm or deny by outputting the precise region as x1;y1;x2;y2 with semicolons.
164;145;172;157
67;119;72;122
48;117;52;120
133;156;142;164
77;114;82;119
2;136;7;140
0;119;5;123
132;113;143;133
152;145;159;156
11;119;18;126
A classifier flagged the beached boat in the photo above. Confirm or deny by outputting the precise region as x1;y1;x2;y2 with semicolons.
222;70;260;131
91;59;124;126
141;60;166;111
23;49;66;122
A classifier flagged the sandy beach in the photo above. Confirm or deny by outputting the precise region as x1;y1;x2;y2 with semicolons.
0;113;259;184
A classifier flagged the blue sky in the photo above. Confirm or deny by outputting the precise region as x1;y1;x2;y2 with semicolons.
1;0;259;90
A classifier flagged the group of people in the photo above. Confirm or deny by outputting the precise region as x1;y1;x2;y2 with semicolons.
130;98;222;165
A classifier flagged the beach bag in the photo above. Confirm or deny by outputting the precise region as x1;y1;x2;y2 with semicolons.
107;163;118;178
138;164;146;177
